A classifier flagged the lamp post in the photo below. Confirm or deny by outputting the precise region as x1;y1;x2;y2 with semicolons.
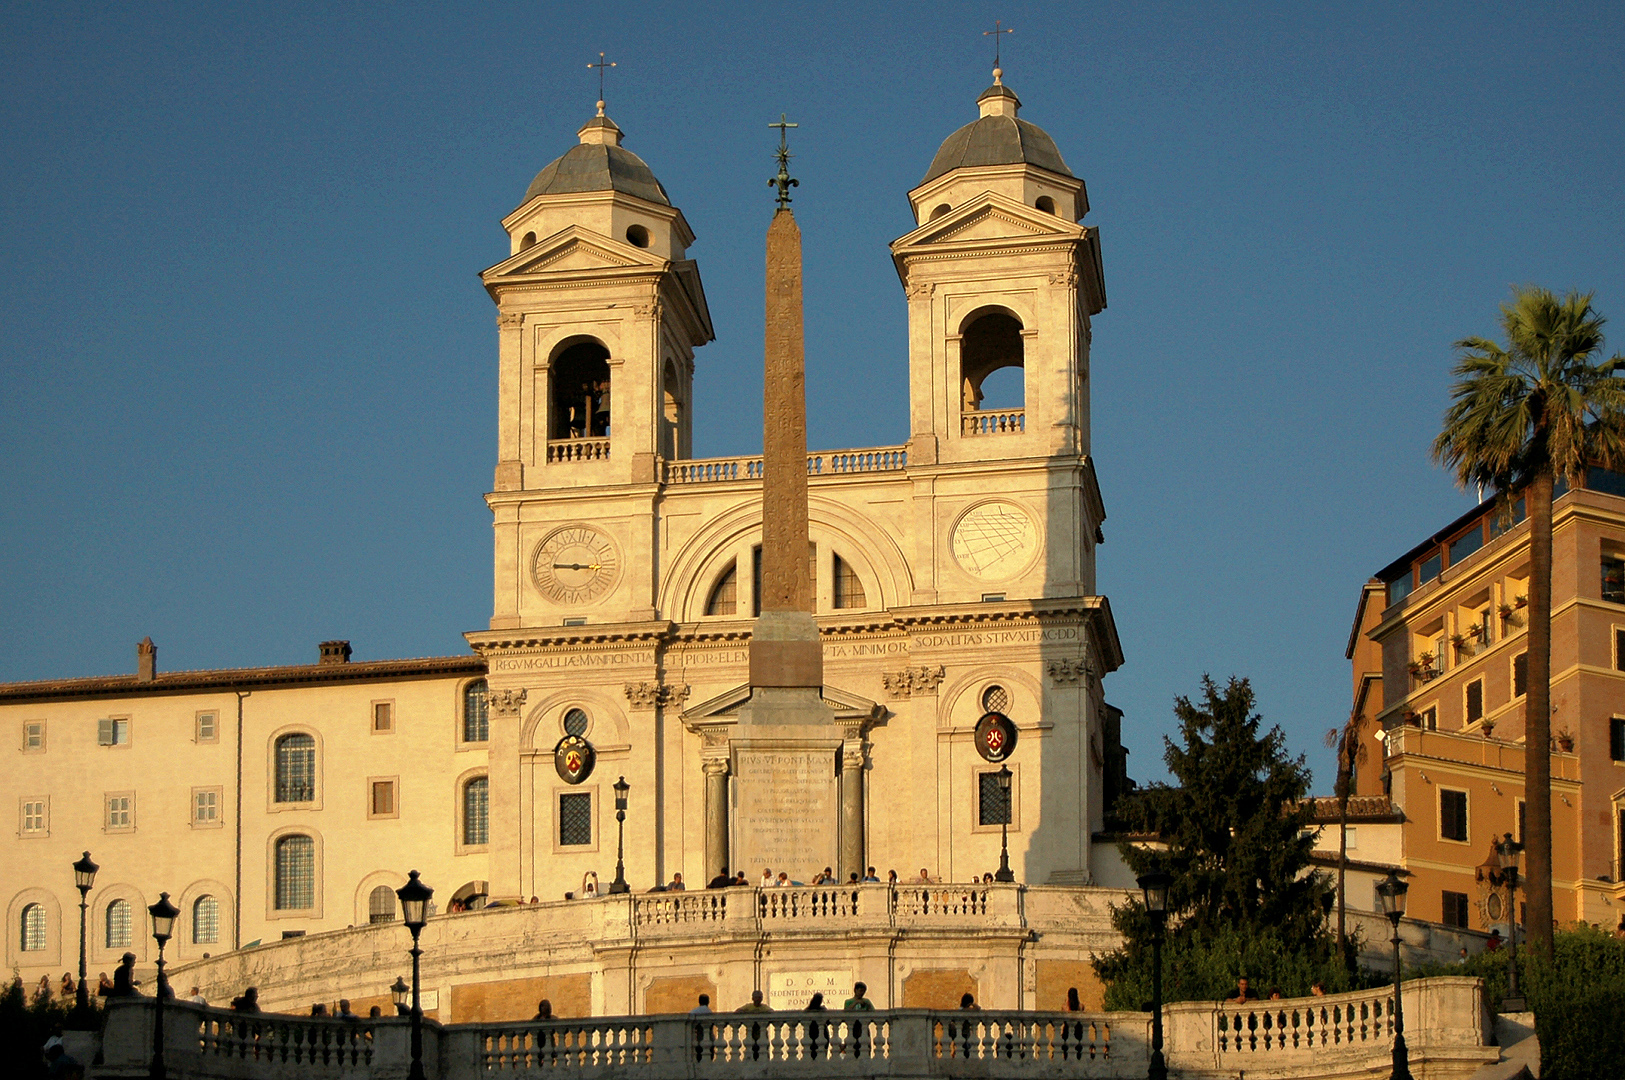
994;765;1015;882
1137;869;1171;1080
70;851;99;1027
609;776;630;894
1496;832;1525;1012
396;871;433;1080
147;892;178;1080
391;976;410;1016
1375;870;1412;1080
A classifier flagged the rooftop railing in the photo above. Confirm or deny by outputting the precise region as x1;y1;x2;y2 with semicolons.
664;447;906;485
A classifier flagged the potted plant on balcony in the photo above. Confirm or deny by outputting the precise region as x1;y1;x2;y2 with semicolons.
1554;729;1575;753
1407;652;1439;683
1499;603;1523;628
1481;718;1497;739
1451;633;1473;660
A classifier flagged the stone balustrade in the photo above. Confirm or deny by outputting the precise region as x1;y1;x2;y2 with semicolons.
95;979;1499;1080
547;437;612;463
961;409;1024;435
627;884;1023;939
664;447;907;485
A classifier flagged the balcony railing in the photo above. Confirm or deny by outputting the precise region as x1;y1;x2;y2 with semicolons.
548;438;612;463
962;409;1025;435
664;447;907;485
627;884;1018;938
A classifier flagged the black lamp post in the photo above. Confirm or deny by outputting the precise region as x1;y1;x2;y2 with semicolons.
994;766;1015;882
396;871;433;1080
391;976;410;1017
70;851;99;1027
1496;832;1525;1011
147;892;178;1080
1138;869;1171;1080
1375;870;1412;1080
609;776;631;894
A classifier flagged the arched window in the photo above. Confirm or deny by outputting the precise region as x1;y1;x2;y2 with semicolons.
549;340;612;439
368;885;396;924
1035;195;1056;214
275;835;315;910
705;561;738;616
960;311;1025;421
463;680;489;743
274;733;316;803
662;360;684;459
193;895;218;944
20;904;45;952
463;777;489;846
834;555;866;609
105;899;131;948
521;231;537;250
930;203;951;221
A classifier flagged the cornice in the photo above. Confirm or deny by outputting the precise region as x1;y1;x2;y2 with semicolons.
0;655;485;705
466;621;675;653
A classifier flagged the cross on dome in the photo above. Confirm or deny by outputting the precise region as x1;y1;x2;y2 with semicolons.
587;51;617;115
983;19;1013;83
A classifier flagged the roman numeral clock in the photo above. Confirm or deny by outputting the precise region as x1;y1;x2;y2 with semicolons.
531;525;621;605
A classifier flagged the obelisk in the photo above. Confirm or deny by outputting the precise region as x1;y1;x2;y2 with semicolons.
729;117;841;879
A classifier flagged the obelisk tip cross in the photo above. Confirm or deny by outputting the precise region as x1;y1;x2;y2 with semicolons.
769;114;799;209
588;51;616;114
983;20;1013;83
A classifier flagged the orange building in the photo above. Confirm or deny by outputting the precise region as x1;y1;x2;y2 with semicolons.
1347;477;1625;932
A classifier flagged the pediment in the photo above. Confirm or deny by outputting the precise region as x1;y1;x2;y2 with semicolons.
892;191;1081;252
681;683;886;726
482;226;662;281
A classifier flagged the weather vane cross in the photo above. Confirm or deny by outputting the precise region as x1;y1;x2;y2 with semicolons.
587;51;616;109
768;113;799;209
983;19;1013;79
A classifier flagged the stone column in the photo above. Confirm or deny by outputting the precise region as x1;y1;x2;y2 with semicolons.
839;741;865;881
703;758;730;881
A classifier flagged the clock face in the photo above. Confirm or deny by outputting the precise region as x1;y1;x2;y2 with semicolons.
950;502;1038;582
531;525;620;604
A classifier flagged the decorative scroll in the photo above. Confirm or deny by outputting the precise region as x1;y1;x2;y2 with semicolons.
624;682;691;709
881;665;946;699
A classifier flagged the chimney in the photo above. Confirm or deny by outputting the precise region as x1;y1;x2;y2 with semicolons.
318;640;353;665
136;637;157;682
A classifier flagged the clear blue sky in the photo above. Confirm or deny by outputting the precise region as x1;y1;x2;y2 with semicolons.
2;2;1622;792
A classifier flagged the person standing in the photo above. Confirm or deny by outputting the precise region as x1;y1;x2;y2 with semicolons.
843;982;875;1011
690;994;713;1015
109;954;140;997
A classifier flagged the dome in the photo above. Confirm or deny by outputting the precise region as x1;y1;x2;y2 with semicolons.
523;113;671;207
920;83;1072;186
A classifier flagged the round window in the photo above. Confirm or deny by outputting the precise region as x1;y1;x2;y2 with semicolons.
625;224;650;248
563;708;589;737
981;685;1009;713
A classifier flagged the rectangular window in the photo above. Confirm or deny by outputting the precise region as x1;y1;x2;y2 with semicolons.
1488;497;1527;538
23;721;44;752
1465;681;1484;724
372;701;393;733
1449;526;1484;567
1514;653;1528;698
1617;628;1625;671
1611;718;1625;762
1517;799;1527;845
97;718;130;746
1605;558;1625;603
21;799;47;835
195;712;217;743
105;793;133;831
274;835;315;910
1479;608;1493;644
977;771;1012;826
1419;706;1437;731
1344;827;1359;850
1419;551;1443;584
559;792;592;846
1440;788;1469;843
463;777;489;846
1441;890;1471;928
191;788;220;826
1386;570;1414;607
370;779;397;818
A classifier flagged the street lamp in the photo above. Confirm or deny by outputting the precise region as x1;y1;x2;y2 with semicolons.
70;851;99;1027
1138;869;1171;1080
994;766;1015;882
1375;870;1412;1080
391;976;410;1017
147;892;178;1080
608;776;631;894
396;871;434;1080
1496;833;1525;1011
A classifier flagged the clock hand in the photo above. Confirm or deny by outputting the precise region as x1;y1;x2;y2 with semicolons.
553;563;603;571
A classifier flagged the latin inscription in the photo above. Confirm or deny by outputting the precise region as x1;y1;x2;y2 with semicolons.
733;750;836;876
912;627;1079;649
493;650;655;672
766;970;854;1012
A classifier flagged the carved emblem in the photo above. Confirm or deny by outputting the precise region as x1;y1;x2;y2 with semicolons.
1047;658;1094;687
554;735;596;784
974;711;1018;763
881;665;946;698
491;688;528;716
624;682;691;709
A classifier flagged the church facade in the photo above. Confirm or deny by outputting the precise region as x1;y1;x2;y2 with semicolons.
1;80;1127;994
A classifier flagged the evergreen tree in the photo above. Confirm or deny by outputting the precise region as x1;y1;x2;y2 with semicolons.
1093;677;1349;1006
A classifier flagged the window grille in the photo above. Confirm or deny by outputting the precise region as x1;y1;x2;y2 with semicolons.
978;772;1011;826
193;896;218;944
982;685;1009;713
105;899;131;948
275;734;316;802
563;709;589;737
834;555;866;609
559;792;592;846
21;904;45;952
369;885;396;924
706;562;737;616
275;835;315;910
463;777;489;846
463;681;489;743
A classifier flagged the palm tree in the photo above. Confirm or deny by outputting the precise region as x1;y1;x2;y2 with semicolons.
1324;707;1367;968
1433;287;1625;959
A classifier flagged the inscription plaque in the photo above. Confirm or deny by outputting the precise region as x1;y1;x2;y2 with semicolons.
766;970;854;1011
732;748;837;876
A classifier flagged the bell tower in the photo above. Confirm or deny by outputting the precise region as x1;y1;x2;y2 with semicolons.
890;78;1105;468
481;104;714;630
